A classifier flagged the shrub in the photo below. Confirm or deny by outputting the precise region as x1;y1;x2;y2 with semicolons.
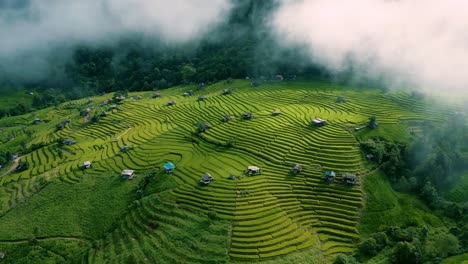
392;241;421;264
207;211;217;220
359;238;379;256
333;254;359;264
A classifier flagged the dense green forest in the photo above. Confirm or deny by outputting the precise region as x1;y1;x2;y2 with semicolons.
0;0;324;117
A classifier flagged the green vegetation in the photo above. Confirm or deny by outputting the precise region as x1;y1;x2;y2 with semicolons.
0;79;464;263
360;172;443;236
442;253;468;264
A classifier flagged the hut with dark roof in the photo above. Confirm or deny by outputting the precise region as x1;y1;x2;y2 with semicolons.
200;173;214;184
343;174;358;185
292;164;303;174
312;118;327;127
324;171;336;183
222;115;231;122
242;112;253;119
336;96;347;103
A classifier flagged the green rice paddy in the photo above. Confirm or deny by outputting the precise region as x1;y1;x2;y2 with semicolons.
0;80;451;262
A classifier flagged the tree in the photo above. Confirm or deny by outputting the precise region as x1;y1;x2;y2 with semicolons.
393;242;421;264
424;233;459;259
368;116;378;129
333;254;359;264
181;65;197;82
359;238;379;256
421;181;438;205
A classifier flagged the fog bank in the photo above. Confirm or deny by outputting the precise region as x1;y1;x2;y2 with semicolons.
272;0;468;96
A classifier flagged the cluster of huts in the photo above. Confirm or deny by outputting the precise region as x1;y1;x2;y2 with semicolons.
324;170;358;185
67;85;364;188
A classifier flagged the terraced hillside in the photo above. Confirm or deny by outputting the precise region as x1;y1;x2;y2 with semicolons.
0;80;450;262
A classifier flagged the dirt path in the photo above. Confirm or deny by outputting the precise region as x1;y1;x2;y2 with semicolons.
114;126;132;141
361;164;382;177
0;157;21;178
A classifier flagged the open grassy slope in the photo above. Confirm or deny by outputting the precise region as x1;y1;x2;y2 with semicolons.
0;80;452;262
359;172;444;237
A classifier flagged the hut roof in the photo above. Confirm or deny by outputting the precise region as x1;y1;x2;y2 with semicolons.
82;161;91;166
312;118;326;124
223;115;231;122
293;164;303;170
248;166;260;172
63;139;76;145
324;170;336;177
242;112;253;118
201;173;214;181
344;174;357;182
163;162;176;170
121;145;130;151
121;170;134;176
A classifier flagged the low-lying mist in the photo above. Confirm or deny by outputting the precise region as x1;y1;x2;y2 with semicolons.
0;0;232;82
272;0;468;97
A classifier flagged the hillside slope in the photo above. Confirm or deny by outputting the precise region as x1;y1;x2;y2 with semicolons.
0;80;452;262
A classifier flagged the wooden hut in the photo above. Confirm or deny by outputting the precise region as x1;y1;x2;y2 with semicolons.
292;164;303;174
312;118;327;127
242;112;253;119
163;162;176;173
343;174;358;185
121;170;135;180
200;173;214;184
223;115;231;122
324;171;336;183
81;161;92;169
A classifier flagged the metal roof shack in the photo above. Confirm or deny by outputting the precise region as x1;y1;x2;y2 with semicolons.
163;162;176;173
324;171;336;183
121;170;135;180
312;118;327;127
81;161;92;169
200;173;214;184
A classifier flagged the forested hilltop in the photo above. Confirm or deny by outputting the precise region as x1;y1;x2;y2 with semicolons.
0;1;326;117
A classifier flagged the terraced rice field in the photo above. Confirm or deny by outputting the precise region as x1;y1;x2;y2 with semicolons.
0;80;450;262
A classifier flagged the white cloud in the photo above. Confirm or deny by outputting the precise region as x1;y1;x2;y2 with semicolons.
0;0;232;56
272;0;468;95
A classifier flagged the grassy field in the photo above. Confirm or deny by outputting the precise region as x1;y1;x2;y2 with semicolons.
359;172;444;237
0;88;33;109
442;253;468;264
0;80;453;263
